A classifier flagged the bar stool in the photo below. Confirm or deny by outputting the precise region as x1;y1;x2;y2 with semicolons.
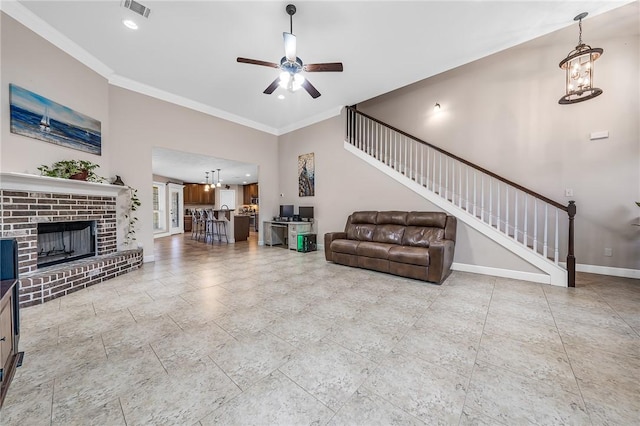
213;212;229;244
190;212;199;240
195;209;207;242
204;209;215;243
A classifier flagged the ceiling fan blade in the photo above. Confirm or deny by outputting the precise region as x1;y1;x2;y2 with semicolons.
303;62;344;72
237;57;279;69
283;32;297;62
263;77;281;95
301;79;321;99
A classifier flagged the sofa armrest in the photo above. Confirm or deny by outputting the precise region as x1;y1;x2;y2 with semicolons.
324;232;347;261
427;240;455;283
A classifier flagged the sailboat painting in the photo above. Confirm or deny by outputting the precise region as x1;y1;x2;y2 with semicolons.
9;84;101;155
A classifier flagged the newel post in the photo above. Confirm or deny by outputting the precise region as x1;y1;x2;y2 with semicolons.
567;201;576;287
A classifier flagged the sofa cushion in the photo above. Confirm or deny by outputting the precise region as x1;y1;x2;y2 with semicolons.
401;226;442;247
407;212;447;228
330;239;360;255
356;241;395;259
376;211;408;225
350;211;378;224
346;224;376;241
373;224;405;245
388;246;430;266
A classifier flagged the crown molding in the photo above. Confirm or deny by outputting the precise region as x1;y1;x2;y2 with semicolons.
1;1;281;136
276;106;344;136
1;0;114;78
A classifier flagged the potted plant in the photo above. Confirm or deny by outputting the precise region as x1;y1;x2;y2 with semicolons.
38;160;104;182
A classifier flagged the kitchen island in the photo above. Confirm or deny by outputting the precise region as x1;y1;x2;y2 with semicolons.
234;215;250;242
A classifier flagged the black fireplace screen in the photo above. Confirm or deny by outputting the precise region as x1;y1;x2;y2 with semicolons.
37;221;96;268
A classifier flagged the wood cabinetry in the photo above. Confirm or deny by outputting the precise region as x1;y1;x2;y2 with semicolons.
184;184;214;205
0;239;21;409
243;183;259;204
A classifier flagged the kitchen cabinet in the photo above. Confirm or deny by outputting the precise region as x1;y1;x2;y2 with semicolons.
243;183;259;204
184;184;214;205
234;215;250;242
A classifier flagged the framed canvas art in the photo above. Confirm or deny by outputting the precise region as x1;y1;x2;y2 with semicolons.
298;152;315;197
9;84;102;155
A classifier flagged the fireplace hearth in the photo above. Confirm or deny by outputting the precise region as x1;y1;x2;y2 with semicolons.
37;221;96;268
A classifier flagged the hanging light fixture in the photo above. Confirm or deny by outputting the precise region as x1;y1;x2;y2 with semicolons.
216;168;222;188
210;170;216;189
558;12;603;105
204;171;210;192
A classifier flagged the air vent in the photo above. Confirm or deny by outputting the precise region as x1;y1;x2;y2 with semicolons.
122;0;151;18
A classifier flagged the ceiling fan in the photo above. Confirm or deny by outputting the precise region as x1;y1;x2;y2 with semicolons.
237;4;343;99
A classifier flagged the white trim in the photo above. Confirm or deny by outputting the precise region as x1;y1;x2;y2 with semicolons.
277;106;344;136
451;262;551;284
143;255;155;263
0;1;113;78
0;172;127;197
154;232;170;239
109;75;279;135
559;262;640;280
345;142;568;287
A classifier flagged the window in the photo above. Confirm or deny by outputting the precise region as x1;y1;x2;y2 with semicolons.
152;182;167;232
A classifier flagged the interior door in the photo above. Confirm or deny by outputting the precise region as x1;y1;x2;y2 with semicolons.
168;183;184;234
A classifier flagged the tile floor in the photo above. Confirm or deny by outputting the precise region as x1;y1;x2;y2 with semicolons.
2;234;639;425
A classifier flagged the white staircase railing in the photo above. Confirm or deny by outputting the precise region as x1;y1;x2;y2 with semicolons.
345;106;576;287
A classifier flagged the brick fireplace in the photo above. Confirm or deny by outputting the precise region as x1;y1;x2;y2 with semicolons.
1;172;143;307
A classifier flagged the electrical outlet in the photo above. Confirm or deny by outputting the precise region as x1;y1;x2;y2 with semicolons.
604;248;612;257
565;188;574;197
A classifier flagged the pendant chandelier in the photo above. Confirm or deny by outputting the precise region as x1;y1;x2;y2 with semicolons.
210;170;216;189
204;171;210;192
216;169;222;188
558;12;603;105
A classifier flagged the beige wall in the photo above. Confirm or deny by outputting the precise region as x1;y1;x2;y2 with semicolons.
1;13;278;259
355;3;639;270
278;115;541;274
1;14;111;176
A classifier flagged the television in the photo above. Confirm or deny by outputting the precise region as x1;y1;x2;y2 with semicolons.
279;204;294;219
298;206;314;220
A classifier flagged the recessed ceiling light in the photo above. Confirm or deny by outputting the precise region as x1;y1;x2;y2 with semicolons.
243;181;247;184
277;94;285;100
122;19;138;30
245;173;251;177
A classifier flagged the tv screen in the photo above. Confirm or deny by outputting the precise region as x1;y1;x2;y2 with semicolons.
298;206;314;219
279;204;294;218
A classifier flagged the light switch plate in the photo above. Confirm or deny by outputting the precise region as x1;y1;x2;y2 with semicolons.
565;188;574;197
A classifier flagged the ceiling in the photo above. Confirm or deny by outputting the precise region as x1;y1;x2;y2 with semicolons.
5;1;632;184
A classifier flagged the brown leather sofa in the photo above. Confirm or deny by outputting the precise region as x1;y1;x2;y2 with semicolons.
324;211;457;283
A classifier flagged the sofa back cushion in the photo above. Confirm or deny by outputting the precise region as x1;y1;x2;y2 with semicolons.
345;211;378;241
373;224;405;245
407;212;447;228
402;226;444;247
347;224;376;241
376;211;408;225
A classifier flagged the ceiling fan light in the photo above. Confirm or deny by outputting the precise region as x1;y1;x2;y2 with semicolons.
279;72;291;88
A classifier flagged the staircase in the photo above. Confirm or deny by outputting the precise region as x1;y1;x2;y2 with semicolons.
345;106;576;287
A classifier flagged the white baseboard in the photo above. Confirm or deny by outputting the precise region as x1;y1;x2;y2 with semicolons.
153;232;170;239
451;262;552;284
143;255;155;263
559;262;640;280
